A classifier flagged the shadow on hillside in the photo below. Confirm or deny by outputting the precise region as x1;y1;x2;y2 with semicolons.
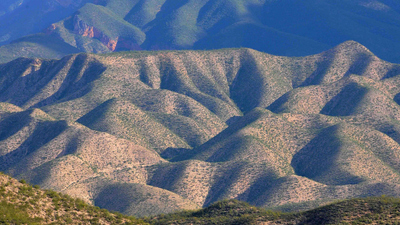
299;51;335;87
226;116;242;126
160;147;192;160
171;109;264;162
159;62;185;93
32;54;106;108
382;65;400;80
0;120;68;171
203;162;247;207
376;122;400;152
291;125;364;185
0;58;65;107
343;53;372;77
237;172;279;205
266;92;290;113
27;160;55;186
393;92;400;106
0;110;33;142
148;162;187;191
320;82;368;116
57;135;80;158
95;183;137;215
206;136;252;163
229;51;265;112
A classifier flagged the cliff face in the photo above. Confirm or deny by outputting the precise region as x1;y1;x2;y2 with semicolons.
45;14;141;51
72;15;118;50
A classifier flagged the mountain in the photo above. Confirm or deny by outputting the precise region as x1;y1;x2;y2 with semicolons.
0;0;92;45
2;41;400;215
2;0;400;63
0;172;146;224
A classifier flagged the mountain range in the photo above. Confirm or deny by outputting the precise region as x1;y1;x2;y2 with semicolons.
1;0;400;63
2;40;400;216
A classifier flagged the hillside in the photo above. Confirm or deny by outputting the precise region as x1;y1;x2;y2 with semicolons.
0;0;92;45
150;197;400;224
0;172;146;224
2;41;400;215
2;170;400;225
2;0;400;63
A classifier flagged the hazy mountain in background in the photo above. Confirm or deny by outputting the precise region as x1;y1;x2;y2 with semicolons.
1;0;400;63
0;0;92;44
2;42;400;215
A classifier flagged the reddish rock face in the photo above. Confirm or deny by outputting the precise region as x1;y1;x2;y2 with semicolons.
44;12;143;52
44;24;58;35
71;15;142;51
101;36;118;51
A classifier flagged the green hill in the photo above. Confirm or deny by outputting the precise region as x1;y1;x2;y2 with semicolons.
2;170;400;225
0;172;146;224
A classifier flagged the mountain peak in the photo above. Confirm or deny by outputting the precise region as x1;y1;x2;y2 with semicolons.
332;40;374;54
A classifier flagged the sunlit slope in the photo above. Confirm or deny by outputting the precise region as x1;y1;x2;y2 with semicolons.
0;172;147;225
0;104;198;216
2;41;400;214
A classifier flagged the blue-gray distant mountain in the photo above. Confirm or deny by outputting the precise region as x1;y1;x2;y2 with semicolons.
1;0;400;63
0;0;91;44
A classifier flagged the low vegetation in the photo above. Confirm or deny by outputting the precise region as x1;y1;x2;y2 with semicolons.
2;42;400;216
0;172;147;225
148;197;400;225
3;172;400;225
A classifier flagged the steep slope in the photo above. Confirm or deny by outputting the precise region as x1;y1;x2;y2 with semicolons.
0;34;81;63
0;103;199;216
76;98;191;152
2;42;400;214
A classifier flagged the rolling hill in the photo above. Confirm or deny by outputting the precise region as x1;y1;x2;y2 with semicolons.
1;0;400;63
2;41;400;216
